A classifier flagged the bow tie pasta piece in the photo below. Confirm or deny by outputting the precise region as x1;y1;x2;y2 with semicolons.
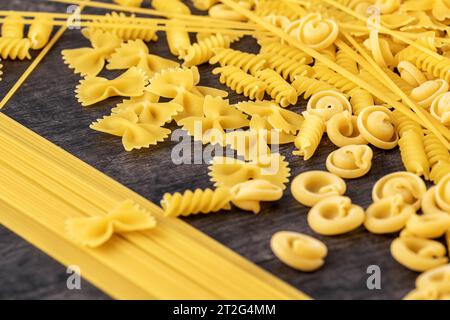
62;30;122;77
307;90;352;122
397;61;427;87
372;172;427;210
271;231;327;272
235;100;304;134
209;153;291;190
327;111;368;147
107;40;179;77
178;96;248;145
230;179;283;213
326;145;373;179
422;186;450;216
405;212;450;239
411;79;449;108
364;195;416;234
209;48;267;76
161;187;232;218
76;67;147;107
357;106;398;149
248;114;297;145
293;112;325;160
147;66;200;97
291;171;346;207
65;199;156;248
0;38;31;60
224;125;272;161
90;110;171;151
430;92;450;126
28;17;53;50
391;236;448;272
307;196;365;236
256;69;298;107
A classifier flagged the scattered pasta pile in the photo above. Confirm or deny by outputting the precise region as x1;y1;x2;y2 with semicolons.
3;0;450;299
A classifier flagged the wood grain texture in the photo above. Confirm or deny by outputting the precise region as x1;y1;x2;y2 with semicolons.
0;0;420;300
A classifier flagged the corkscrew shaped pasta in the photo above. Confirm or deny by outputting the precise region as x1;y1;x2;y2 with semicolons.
430;92;450;126
230;179;283;213
263;14;291;30
307;90;352;122
422;187;450;216
165;20;191;56
398;130;431;179
66;199;156;248
423;129;450;167
0;38;31;60
235;100;304;134
336;48;359;75
178;95;248;145
292;76;338;99
76;67;147;106
271;231;328;272
82;12;158;42
261;53;312;82
405;211;450;239
312;65;358;94
435;173;450;213
404;265;450;300
372;172;427;210
392;109;423;138
62;30;122;76
384;67;414;95
152;0;191;14
291;171;347;207
256;69;297;107
348;88;374;116
357;106;398;149
391;236;448;272
90;109;171;151
179;34;234;67
1;14;24;39
430;161;450;185
327;111;367;147
397;61;427;87
410;79;449;108
210;48;267;76
307;196;365;236
161;187;232;217
358;69;400;102
326;145;373;179
363;30;395;68
293;112;325;161
107;40;179;77
113;0;143;7
27;17;53;50
258;38;313;65
212;66;267;101
364;195;416;234
209;153;291;190
287;13;339;51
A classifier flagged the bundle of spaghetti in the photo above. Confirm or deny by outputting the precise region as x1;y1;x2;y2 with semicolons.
256;68;298;107
0;113;308;300
349;88;374;115
258;38;313;65
209;48;267;76
292;75;338;99
358;68;400;102
152;0;191;14
81;12;158;42
254;0;304;20
336;48;359;74
312;64;358;94
262;53;313;82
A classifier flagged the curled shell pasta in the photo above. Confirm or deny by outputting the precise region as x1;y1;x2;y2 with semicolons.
291;171;346;207
410;79;449;108
435;173;450;213
357;106;398;149
430;92;450;126
307;90;352;122
307;196;365;236
230;179;283;214
422;186;450;216
397;61;427;87
326;111;367;147
364;30;395;68
270;231;327;272
405;213;450;239
326;145;373;179
372;172;427;210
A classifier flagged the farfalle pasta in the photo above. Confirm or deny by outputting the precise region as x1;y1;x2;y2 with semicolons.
430;92;450;126
307;90;352;122
372;172;427;210
293;112;325;160
326;145;373;179
76;67;147;106
224;126;271;161
66;199;156;248
62;30;122;77
357;106;398;149
256;69;298;107
271;231;327;272
210;48;267;76
291;171;346;207
28;17;53;50
247;114;297;144
410;79;449;108
327;111;368;147
307;196;365;236
230;179;283;213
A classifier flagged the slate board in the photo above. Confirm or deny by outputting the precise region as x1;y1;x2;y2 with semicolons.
0;0;423;300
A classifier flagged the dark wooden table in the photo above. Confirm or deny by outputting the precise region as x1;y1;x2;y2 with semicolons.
0;0;421;300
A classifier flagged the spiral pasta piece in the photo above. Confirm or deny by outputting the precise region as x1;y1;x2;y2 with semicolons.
430;161;450;184
209;2;252;21
293;112;325;160
307;90;352;122
161;187;232;217
292;76;338;99
326;145;373;179
212;66;267;101
372;172;427;210
364;30;395;68
312;65;358;94
430;92;450;126
0;38;31;60
423;129;450;167
391;236;448;272
254;0;303;20
422;187;450;216
392;109;423;137
398;130;430;179
230;179;283;214
271;231;328;272
256;69;297;107
27;17;53;50
384;67;414;95
165;20;191;56
410;79;449;108
180;34;234;67
152;0;191;14
210;48;267;76
397;61;427;87
262;53;313;82
258;38;313;65
435;173;450;213
1;14;24;39
335;48;359;75
357;106;398;149
327;111;368;147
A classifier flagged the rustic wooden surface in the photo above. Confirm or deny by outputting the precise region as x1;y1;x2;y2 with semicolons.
0;0;423;300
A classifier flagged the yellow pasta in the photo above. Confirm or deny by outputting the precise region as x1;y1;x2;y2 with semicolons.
212;66;267;101
364;195;416;234
326;144;373;179
209;3;251;21
357;106;398;149
256;69;298;107
262;53;313;82
307;90;352;122
307;196;365;236
246;114;296;145
430;92;450;127
422;187;450;216
271;231;327;272
0;38;31;60
192;0;219;10
180;34;235;67
1;14;24;39
312;65;359;94
398;130;430;179
372;172;427;210
230;179;283;214
113;0;143;7
165;20;191;57
397;61;427;87
435;173;450;213
363;30;395;68
258;38;313;65
291;171;347;207
254;0;303;20
292;75;338;99
293;112;325;160
404;264;450;300
405;213;450;239
423;129;450;167
161;187;232;217
375;0;400;14
326;111;368;147
410;79;449;108
224;126;271;161
28;17;53;50
430;161;450;185
336;48;358;75
392;109;423;137
210;48;267;76
152;0;191;14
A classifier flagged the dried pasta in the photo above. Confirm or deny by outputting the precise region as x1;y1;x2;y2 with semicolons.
312;65;358;94
262;53;313;82
363;30;395;68
327;111;367;147
258;38;313;65
307;90;352;122
113;0;143;7
357;106;398;150
256;69;298;107
152;0;191;14
210;48;267;76
397;61;427;87
336;48;358;75
1;14;24;39
209;3;251;21
0;38;31;60
430;92;450;126
292;76;337;99
410;79;449;108
435;173;450;213
165;20;191;57
398;130;430;179
293;112;325;160
421;187;450;216
404;265;450;300
230;179;283;213
28;17;53;50
180;34;234;67
326;145;373;179
405;212;450;239
271;231;327;272
192;0;219;10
